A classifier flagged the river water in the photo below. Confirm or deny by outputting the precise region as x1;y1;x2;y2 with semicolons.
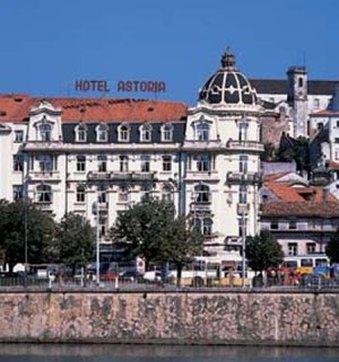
0;344;338;362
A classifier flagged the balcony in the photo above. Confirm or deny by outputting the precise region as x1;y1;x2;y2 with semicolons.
237;203;249;215
35;201;53;211
185;170;219;182
29;171;60;182
226;171;262;184
190;201;212;214
87;171;156;182
226;140;264;152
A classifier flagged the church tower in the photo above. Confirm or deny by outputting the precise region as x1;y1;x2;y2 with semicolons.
287;66;308;138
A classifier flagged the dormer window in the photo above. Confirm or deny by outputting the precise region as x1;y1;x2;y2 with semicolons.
38;122;52;142
140;124;152;142
118;124;130;142
75;123;88;142
96;123;108;142
161;123;173;142
195;122;210;141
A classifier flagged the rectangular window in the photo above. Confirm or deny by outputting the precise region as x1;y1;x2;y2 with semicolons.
239;155;248;173
119;155;129;172
239;185;247;204
196;154;211;172
335;138;339;144
289;221;297;230
141;155;150;172
13;185;23;200
270;221;279;230
238;218;247;238
98;155;107;172
288;243;298;256
336;121;339;128
76;155;86;172
238;122;248;141
13;154;24;172
162;155;172;171
98;187;107;204
306;242;316;254
37;154;53;172
14;130;24;142
99;216;107;238
118;186;129;202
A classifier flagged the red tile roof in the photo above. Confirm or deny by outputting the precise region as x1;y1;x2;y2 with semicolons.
310;109;339;117
0;94;188;123
261;201;339;218
264;180;337;203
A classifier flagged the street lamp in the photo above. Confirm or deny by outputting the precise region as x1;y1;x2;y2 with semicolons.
92;201;100;286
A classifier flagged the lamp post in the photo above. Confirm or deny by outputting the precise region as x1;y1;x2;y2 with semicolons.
241;209;246;288
92;201;100;286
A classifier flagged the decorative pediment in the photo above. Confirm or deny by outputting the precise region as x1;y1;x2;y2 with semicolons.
29;99;62;117
0;123;12;133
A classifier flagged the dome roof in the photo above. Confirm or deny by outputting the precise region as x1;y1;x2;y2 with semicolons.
199;48;257;106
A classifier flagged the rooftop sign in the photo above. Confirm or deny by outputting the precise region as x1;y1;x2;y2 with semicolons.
74;80;166;93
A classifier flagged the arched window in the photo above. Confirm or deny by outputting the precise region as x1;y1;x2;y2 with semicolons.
162;184;173;202
140;124;152;142
38;122;52;141
36;184;52;203
118;124;130;142
202;218;213;236
76;185;86;203
161;123;173;142
96;123;108;142
195;122;210;141
98;154;107;172
195;184;210;203
75;123;88;142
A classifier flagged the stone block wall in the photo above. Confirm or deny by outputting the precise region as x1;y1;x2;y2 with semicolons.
0;291;338;346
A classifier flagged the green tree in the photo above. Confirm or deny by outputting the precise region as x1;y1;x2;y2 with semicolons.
161;215;204;286
110;197;175;269
56;213;95;273
0;199;56;272
246;231;283;273
326;234;339;264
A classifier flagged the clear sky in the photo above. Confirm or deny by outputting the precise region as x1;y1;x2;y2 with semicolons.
0;0;337;105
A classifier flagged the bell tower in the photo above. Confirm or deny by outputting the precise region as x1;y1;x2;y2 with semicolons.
287;66;308;138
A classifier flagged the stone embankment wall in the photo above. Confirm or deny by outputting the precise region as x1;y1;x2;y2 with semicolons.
0;291;338;346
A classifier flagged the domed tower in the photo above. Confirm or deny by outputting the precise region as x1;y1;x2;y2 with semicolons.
182;48;264;256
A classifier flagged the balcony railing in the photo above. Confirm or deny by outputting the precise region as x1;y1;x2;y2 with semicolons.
226;171;262;184
29;171;60;181
226;140;264;152
87;171;156;182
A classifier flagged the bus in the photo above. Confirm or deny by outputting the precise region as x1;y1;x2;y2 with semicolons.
282;254;329;276
169;251;253;287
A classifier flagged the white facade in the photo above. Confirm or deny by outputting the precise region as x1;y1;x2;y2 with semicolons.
0;51;263;257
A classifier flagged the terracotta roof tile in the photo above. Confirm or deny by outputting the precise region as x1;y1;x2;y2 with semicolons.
0;94;188;123
261;201;339;218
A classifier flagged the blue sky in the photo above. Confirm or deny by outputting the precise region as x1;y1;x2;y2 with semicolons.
0;0;337;105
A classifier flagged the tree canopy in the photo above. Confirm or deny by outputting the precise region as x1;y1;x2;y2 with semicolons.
110;197;204;278
110;197;175;268
0;199;55;272
246;231;284;272
56;212;95;272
